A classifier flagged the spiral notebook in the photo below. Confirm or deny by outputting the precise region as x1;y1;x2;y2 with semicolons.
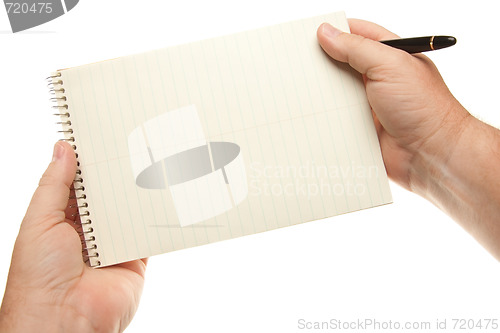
48;11;392;267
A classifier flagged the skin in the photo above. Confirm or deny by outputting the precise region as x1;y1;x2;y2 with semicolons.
1;18;499;332
0;142;146;332
317;20;500;258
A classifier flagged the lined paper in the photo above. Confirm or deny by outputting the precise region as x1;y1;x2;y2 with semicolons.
59;11;392;267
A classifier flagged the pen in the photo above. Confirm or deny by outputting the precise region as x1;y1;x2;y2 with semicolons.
380;36;456;54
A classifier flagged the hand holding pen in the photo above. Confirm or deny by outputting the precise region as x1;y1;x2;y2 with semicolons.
317;19;500;261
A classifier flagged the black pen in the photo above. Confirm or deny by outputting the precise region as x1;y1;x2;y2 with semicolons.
380;36;456;54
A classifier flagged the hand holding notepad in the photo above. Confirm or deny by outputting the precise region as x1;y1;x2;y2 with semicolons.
49;12;392;267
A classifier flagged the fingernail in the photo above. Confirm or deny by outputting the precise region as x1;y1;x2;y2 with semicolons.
52;142;64;162
320;23;342;39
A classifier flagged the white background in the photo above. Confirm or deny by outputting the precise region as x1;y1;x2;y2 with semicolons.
1;1;499;332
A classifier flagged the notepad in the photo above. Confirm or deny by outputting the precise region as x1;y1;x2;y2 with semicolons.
49;11;392;267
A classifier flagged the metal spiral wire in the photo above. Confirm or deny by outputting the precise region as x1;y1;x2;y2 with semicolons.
48;72;101;267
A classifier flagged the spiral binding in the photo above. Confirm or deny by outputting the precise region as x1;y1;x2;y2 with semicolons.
48;72;101;268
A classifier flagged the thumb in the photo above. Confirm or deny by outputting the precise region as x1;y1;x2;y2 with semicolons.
317;23;409;80
23;141;77;228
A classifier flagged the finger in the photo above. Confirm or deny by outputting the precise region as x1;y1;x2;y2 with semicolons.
347;18;400;41
112;258;148;278
23;141;77;229
317;23;409;80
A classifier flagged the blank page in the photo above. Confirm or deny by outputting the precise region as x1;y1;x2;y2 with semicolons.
56;11;392;267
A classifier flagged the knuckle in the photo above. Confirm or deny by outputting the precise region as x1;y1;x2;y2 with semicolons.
344;35;370;70
38;172;59;187
349;34;370;52
368;51;412;81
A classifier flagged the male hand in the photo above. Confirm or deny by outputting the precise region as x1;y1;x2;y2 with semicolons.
0;142;147;333
317;19;500;260
317;19;470;191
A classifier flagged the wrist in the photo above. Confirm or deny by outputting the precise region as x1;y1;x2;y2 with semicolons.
407;101;473;199
0;295;57;333
0;293;93;333
408;105;500;259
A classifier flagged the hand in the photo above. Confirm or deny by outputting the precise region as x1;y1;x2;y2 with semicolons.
317;20;500;260
0;142;147;332
317;19;471;191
